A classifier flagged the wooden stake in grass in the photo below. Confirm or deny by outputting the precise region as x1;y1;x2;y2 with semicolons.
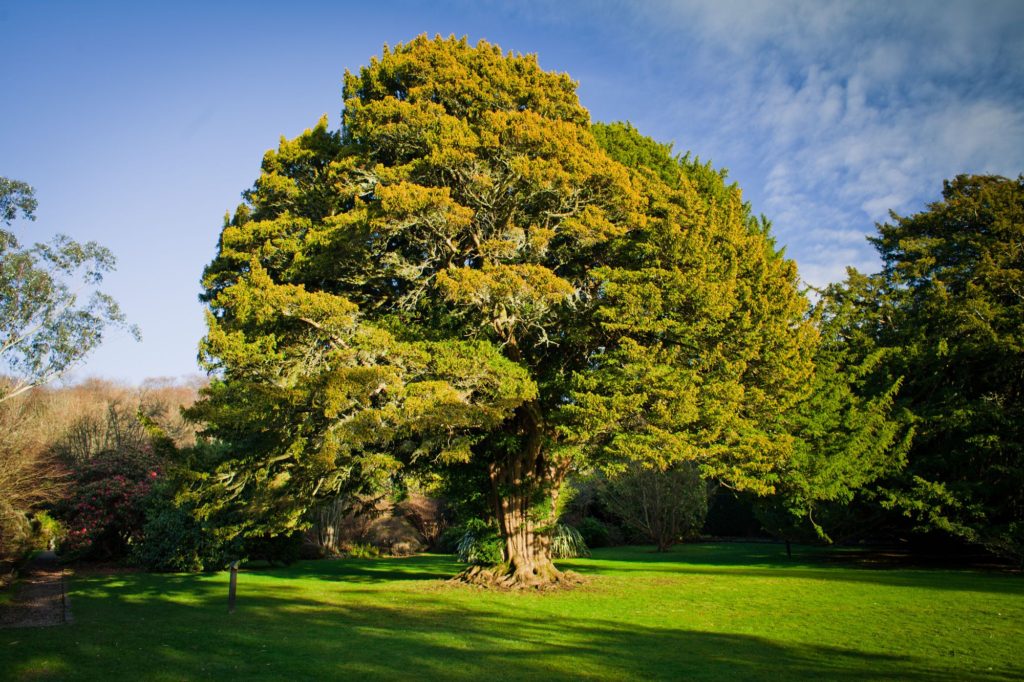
227;561;239;613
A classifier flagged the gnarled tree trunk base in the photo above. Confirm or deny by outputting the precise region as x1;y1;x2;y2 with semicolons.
450;564;586;590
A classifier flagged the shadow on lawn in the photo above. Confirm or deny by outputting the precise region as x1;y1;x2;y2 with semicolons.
244;553;461;583
4;562;1019;682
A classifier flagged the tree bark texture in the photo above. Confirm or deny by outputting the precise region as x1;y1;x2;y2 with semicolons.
480;402;573;588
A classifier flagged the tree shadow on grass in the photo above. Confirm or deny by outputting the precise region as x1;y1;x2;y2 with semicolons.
2;567;1020;682
247;553;461;583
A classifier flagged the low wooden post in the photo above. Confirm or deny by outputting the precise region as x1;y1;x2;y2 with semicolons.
228;561;239;613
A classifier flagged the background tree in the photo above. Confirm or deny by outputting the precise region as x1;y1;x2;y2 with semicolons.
863;175;1024;562
755;273;913;553
600;462;708;552
0;390;65;570
191;36;815;587
1;178;136;569
0;177;138;402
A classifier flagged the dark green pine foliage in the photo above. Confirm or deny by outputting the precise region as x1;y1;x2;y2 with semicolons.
867;175;1024;561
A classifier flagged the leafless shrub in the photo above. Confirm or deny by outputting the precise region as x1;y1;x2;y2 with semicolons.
396;493;449;549
306;494;388;555
306;493;432;556
601;461;709;552
0;391;67;564
49;378;202;464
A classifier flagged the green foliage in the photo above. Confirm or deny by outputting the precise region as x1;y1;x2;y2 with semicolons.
591;122;682;188
550;523;589;559
756;284;913;543
851;175;1024;560
0;177;37;225
564;122;815;493
455;518;504;566
577;516;606;548
31;511;65;550
436;524;467;554
0;177;137;403
191;36;815;579
132;487;228;572
600;462;709;551
347;542;380;559
575;516;612;548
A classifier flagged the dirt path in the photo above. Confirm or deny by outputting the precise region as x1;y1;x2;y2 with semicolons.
0;551;72;628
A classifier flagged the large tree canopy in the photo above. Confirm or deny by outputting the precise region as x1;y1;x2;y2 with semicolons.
192;36;815;586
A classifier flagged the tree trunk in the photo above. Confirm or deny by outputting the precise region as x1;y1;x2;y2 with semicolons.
460;401;577;589
492;476;561;587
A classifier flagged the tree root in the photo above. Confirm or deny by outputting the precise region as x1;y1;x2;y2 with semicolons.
449;564;587;590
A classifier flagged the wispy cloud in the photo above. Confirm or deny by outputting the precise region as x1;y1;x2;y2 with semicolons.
645;0;1024;285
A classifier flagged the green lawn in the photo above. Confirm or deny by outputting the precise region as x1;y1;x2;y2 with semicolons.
1;544;1021;680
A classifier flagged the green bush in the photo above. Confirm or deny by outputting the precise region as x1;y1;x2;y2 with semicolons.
577;516;611;548
347;542;380;559
455;519;504;566
436;524;465;554
31;511;65;550
132;495;227;572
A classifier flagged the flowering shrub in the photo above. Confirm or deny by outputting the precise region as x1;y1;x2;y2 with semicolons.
57;450;158;561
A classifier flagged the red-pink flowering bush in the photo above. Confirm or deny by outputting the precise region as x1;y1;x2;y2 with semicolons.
57;450;159;561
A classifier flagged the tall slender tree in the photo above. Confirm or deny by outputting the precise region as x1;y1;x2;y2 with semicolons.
755;272;913;550
192;36;815;586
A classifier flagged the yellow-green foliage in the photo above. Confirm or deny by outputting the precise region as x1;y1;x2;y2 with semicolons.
192;36;816;540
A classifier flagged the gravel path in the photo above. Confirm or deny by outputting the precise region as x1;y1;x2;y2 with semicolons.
0;551;72;628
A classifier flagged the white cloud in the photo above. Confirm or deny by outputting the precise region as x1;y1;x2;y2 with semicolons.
621;0;1024;287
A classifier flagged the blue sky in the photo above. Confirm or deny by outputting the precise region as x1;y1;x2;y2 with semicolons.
2;0;1022;384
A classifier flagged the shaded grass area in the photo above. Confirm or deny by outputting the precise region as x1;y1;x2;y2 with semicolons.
0;543;1021;680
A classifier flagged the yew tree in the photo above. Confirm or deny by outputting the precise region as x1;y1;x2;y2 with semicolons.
193;36;815;586
755;272;912;548
868;175;1024;561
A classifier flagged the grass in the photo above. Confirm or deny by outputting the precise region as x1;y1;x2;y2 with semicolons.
1;543;1021;680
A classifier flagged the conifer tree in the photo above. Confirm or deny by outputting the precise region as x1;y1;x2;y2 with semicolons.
755;273;913;549
192;36;815;586
868;175;1024;562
